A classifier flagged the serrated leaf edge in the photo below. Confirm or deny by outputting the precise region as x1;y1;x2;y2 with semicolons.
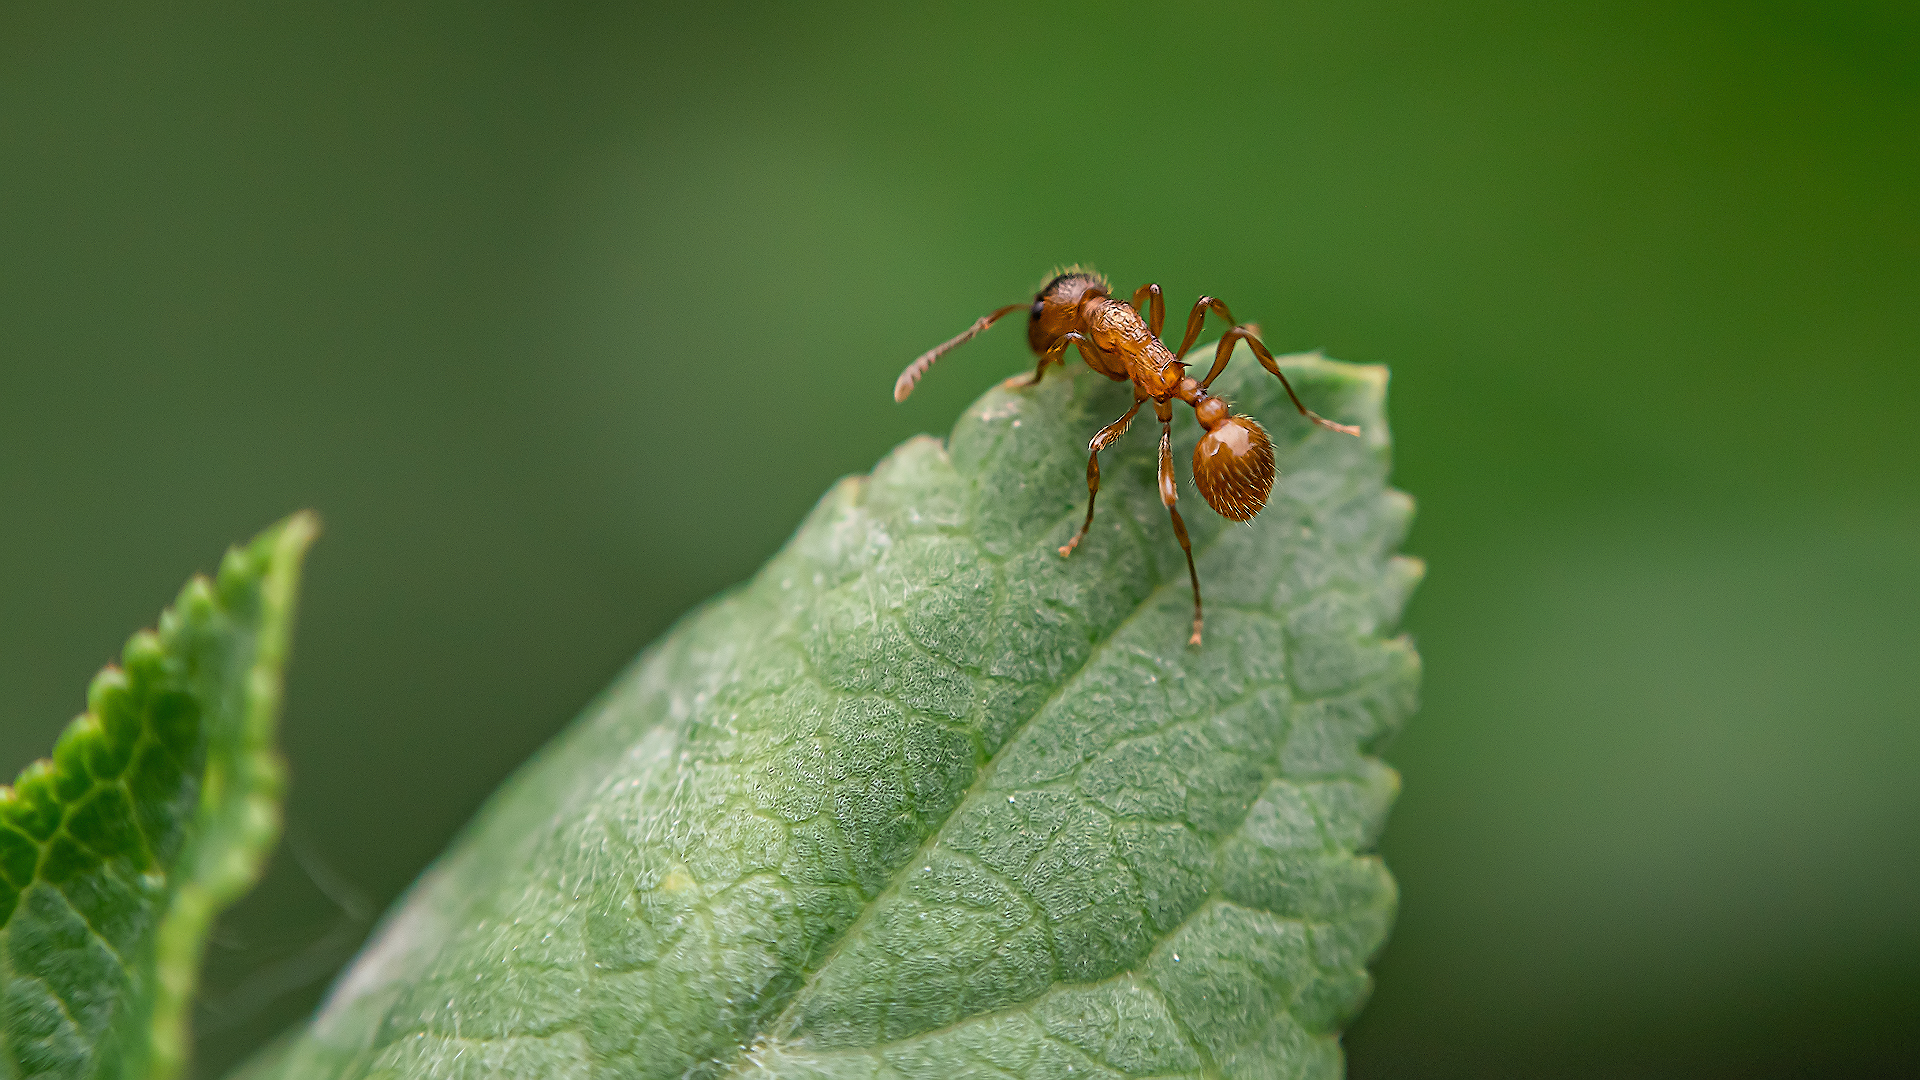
0;512;316;1080
148;512;317;1080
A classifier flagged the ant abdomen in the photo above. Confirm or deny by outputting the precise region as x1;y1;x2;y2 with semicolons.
1192;400;1275;521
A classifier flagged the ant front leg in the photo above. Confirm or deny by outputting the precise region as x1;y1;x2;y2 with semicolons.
1157;412;1205;647
1130;283;1166;340
1201;327;1360;436
1017;332;1097;389
1059;394;1146;558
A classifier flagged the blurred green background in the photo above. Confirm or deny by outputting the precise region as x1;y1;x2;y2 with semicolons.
4;2;1916;1076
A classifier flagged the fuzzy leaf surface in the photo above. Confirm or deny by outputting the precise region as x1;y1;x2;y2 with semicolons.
2;514;316;1080
255;352;1420;1080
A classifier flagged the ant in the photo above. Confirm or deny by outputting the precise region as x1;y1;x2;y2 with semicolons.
893;267;1360;646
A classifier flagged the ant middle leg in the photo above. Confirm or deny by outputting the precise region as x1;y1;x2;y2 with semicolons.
1158;418;1205;647
1130;283;1166;340
1059;394;1146;558
1174;296;1239;358
1199;327;1361;436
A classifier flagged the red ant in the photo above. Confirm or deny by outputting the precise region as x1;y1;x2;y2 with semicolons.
894;267;1360;646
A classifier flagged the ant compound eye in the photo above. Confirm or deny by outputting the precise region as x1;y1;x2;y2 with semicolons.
1030;299;1045;321
1193;415;1275;521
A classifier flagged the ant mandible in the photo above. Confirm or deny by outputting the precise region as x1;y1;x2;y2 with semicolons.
893;266;1360;647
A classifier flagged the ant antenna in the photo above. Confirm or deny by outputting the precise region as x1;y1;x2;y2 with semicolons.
894;303;1023;401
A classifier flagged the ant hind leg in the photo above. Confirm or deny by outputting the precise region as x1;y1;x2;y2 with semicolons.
1158;422;1205;647
1201;327;1361;437
1060;396;1145;557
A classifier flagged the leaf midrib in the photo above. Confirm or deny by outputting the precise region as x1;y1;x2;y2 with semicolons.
739;418;1266;1065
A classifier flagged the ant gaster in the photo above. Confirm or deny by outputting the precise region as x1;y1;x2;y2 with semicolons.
893;267;1360;647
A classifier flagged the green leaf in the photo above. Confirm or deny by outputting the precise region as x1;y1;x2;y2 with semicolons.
1;513;316;1080
254;350;1419;1080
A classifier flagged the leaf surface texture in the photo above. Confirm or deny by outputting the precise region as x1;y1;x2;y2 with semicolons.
258;353;1419;1080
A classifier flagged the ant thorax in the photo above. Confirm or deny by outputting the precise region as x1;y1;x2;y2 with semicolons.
1084;298;1182;395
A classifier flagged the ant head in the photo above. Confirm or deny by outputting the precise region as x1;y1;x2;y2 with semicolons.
1027;266;1109;354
